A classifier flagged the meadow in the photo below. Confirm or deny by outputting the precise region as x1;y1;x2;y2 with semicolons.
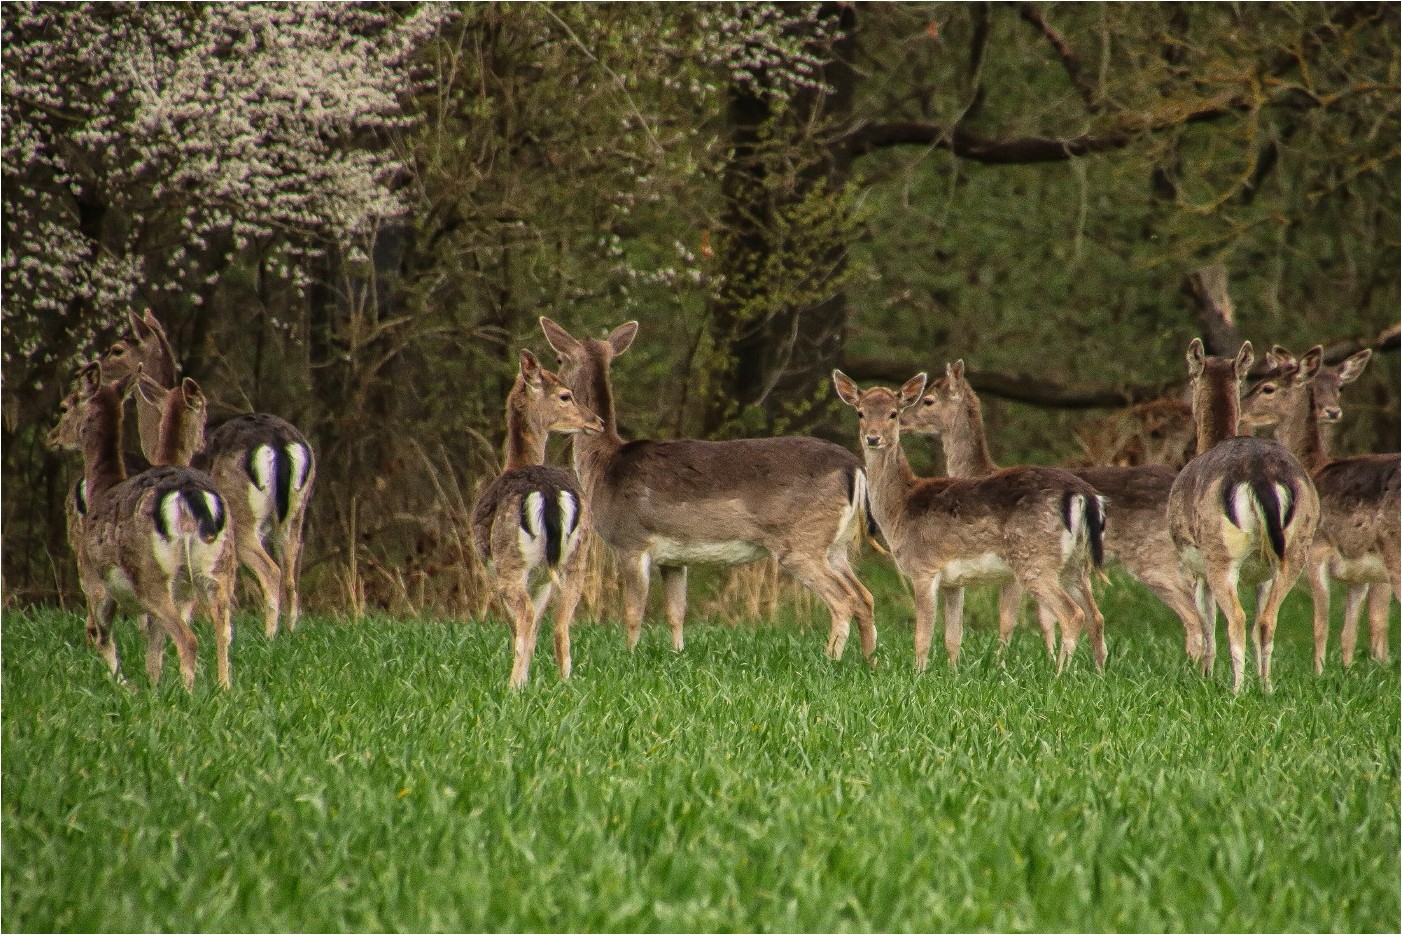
3;564;1398;933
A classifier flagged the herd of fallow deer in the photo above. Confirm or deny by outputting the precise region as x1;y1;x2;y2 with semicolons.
47;311;1397;694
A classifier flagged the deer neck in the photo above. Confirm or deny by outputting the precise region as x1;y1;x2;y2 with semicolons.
862;440;917;531
1192;375;1240;452
502;397;548;472
567;357;623;481
154;395;197;466
1275;384;1329;472
83;392;128;498
941;399;998;478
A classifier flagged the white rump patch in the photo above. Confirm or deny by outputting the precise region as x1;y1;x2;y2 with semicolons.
1062;493;1085;561
1274;483;1291;525
287;443;312;492
517;491;548;566
250;444;277;491
559;491;582;560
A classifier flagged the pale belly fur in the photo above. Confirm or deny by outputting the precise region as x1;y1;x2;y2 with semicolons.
940;553;1014;587
647;536;765;566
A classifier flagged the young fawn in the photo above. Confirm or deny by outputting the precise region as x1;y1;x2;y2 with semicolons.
901;360;1207;667
472;351;604;689
833;371;1107;673
104;310;315;638
1241;345;1396;670
50;363;238;690
541;317;877;663
1166;340;1320;693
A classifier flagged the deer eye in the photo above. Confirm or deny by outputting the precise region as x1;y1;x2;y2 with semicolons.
922;397;934;407
559;392;572;402
888;411;898;420
1260;384;1276;395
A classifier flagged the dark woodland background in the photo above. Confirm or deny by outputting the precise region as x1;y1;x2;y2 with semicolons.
4;3;1398;614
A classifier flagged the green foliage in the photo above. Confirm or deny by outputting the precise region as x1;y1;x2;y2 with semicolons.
4;575;1398;932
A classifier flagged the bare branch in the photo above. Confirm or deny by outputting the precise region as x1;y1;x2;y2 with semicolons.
1018;4;1100;111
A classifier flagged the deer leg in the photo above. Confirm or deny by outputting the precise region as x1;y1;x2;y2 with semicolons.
1340;584;1368;668
1255;555;1302;695
995;580;1026;665
204;568;236;690
1072;571;1107;673
659;565;688;653
280;504;309;632
144;589;199;692
1027;580;1083;675
505;577;538;690
1140;573;1203;662
531;582;555;627
620;552;651;652
552;552;587;682
777;553;855;662
912;574;938;673
140;614;166;685
1205;565;1248;692
236;528;283;639
1195;578;1217;677
91;595;122;682
831;554;876;662
1366;583;1392;664
1303;556;1331;674
942;586;965;669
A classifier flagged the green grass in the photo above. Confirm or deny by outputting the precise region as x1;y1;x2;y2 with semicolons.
3;565;1399;933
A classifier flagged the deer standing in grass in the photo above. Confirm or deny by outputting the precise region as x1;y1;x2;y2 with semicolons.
49;363;237;690
471;351;604;689
540;317;877;662
1241;345;1396;670
1167;340;1320;693
901;361;1208;668
104;310;315;638
833;371;1107;673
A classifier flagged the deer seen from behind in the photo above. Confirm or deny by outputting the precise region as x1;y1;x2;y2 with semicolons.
1241;345;1397;670
49;363;237;690
540;317;877;663
901;360;1208;668
471;351;605;689
105;310;316;639
833;370;1107;673
1166;340;1320;693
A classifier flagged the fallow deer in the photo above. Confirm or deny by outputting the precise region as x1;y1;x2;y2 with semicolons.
833;371;1107;673
1241;345;1397;670
901;360;1207;667
1166;340;1320;693
50;363;237;690
471;351;605;689
540;317;876;661
104;310;316;638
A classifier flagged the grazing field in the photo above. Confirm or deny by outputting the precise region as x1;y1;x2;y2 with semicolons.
3;566;1398;933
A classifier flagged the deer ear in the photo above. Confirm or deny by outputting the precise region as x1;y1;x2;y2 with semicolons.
1297;346;1324;381
136;372;166;406
180;377;204;406
1186;338;1206;378
539;317;582;358
519;349;543;387
607;321;639;356
948;360;965;382
899;373;929;409
128;309;149;338
832;370;861;408
76;361;102;397
1267;345;1295;371
1234;341;1255;379
1337;348;1372;385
